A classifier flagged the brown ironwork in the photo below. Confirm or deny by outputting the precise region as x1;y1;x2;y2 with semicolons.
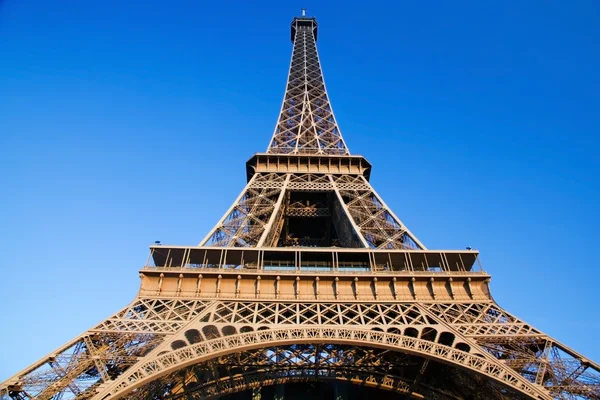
2;11;598;400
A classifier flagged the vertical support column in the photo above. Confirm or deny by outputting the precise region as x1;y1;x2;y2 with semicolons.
466;277;473;300
176;274;184;296
447;277;455;299
195;274;203;296
373;277;378;299
157;273;164;295
410;277;417;300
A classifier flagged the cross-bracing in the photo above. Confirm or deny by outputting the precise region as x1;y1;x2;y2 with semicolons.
1;12;599;400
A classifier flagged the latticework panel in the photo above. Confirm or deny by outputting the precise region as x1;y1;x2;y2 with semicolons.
123;344;532;400
333;175;424;250
201;173;423;250
95;326;550;399
425;302;600;398
267;23;348;155
10;333;161;400
207;301;439;328
201;174;288;247
94;298;213;334
3;299;599;399
3;11;599;400
425;302;542;337
0;299;213;400
287;173;332;191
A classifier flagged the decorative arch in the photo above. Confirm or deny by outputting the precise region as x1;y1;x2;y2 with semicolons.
147;366;450;399
98;327;551;400
123;344;539;400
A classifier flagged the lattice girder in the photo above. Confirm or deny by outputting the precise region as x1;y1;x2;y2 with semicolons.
3;12;599;400
123;345;532;400
0;299;215;400
268;18;348;155
90;325;551;399
3;298;599;399
200;173;289;247
201;172;425;250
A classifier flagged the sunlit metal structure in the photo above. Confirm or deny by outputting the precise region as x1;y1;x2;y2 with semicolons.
2;11;599;400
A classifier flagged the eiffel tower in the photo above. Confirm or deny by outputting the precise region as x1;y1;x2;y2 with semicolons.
2;11;599;400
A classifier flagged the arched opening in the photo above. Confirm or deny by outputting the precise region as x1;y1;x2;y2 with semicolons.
387;327;402;335
420;327;437;342
404;327;418;338
171;340;186;350
202;325;220;340
455;342;471;353
222;325;237;336
240;326;254;333
185;329;202;344
438;331;455;347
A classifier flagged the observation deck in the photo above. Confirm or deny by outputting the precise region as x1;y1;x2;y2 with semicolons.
139;245;491;302
291;16;318;42
246;153;372;181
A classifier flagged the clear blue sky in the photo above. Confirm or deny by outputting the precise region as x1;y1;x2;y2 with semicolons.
1;0;599;381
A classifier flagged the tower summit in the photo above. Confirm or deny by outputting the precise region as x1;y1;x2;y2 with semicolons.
290;9;317;43
2;12;599;400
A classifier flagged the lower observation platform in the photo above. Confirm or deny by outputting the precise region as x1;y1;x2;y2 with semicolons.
141;246;490;302
246;153;372;181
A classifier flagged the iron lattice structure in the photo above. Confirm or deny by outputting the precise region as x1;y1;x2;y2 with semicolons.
2;13;599;400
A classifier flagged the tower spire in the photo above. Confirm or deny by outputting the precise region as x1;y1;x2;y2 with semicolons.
267;14;348;155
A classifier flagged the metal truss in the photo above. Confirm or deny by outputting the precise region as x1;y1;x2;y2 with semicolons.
201;173;424;250
267;18;348;155
3;298;599;399
0;299;213;399
200;174;289;247
201;12;423;251
331;175;424;249
2;12;599;400
122;344;531;400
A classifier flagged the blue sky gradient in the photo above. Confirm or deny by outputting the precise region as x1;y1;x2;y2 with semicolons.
1;1;599;380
